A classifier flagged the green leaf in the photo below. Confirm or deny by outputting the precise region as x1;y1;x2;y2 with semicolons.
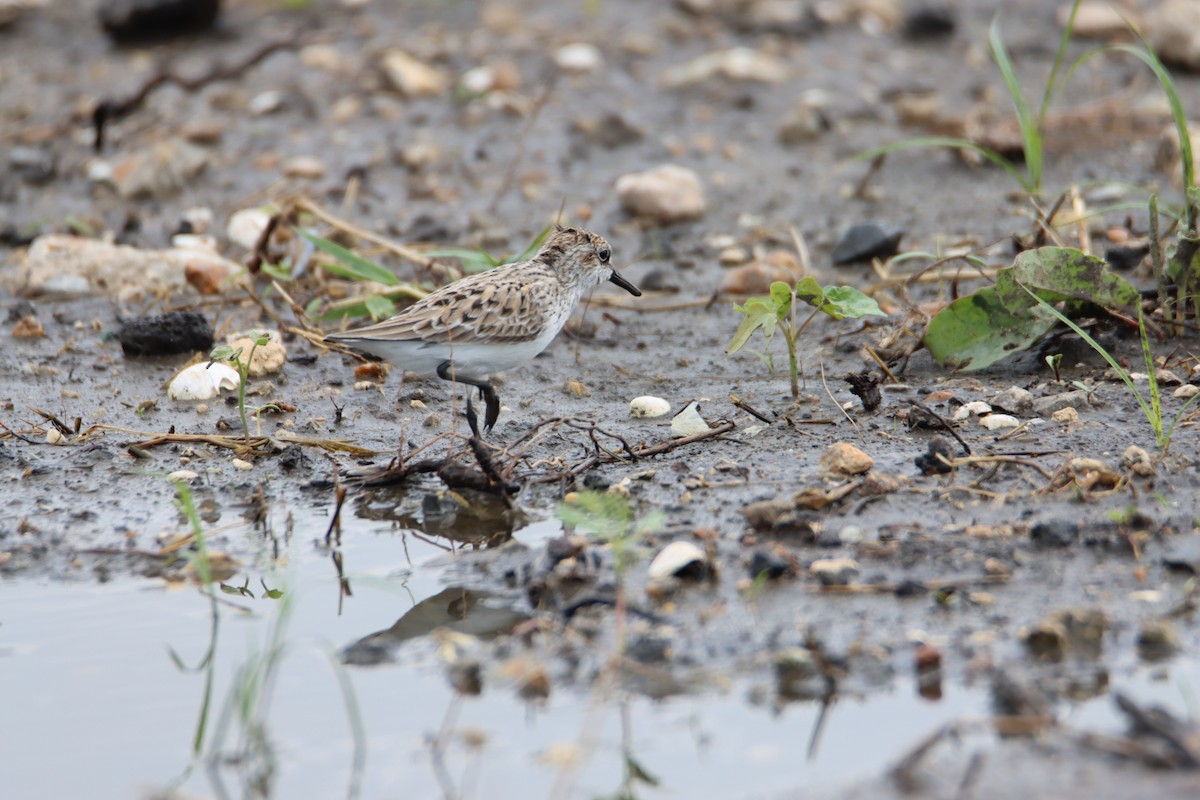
996;247;1140;313
209;344;236;361
726;298;778;354
816;285;886;320
260;261;292;281
793;276;823;307
923;285;1056;371
364;294;398;321
769;281;795;316
296;228;399;286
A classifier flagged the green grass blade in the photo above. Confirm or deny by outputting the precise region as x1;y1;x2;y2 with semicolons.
854;137;1033;192
296;228;399;286
990;16;1042;193
1020;283;1158;441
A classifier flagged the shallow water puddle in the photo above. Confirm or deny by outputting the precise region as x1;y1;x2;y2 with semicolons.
0;508;1190;800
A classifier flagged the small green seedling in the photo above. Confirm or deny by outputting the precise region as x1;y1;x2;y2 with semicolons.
210;334;275;444
726;277;884;399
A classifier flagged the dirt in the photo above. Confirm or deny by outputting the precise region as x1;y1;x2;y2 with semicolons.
3;1;1200;798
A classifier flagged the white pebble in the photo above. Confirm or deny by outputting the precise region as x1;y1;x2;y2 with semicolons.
952;401;992;420
630;395;671;418
555;42;604;73
168;363;240;401
168;470;199;482
647;541;707;580
979;414;1020;430
670;401;711;438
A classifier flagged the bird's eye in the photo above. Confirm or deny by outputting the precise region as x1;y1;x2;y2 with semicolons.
597;247;611;263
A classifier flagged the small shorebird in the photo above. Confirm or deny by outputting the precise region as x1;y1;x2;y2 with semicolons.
325;225;642;435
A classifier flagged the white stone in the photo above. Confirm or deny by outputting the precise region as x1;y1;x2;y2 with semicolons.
979;414;1020;430
630;395;671;418
381;50;448;97
227;208;272;252
168;363;240;401
670;401;710;438
952;401;991;420
555;43;604;73
661;47;787;88
647;541;707;580
615;164;706;223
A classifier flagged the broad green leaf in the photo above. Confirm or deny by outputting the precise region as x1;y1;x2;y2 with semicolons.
726;298;778;354
816;286;886;320
995;247;1140;313
924;285;1056;371
793;276;824;306
210;344;235;360
296;228;399;286
769;281;794;316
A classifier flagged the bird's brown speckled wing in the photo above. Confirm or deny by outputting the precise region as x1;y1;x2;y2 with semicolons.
332;264;554;345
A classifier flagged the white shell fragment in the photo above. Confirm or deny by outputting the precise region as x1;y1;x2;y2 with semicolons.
670;401;711;438
952;401;992;421
168;362;240;401
648;541;708;580
630;395;671;418
979;414;1020;430
226;208;273;252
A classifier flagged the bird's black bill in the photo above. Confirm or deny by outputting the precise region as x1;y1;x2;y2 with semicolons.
609;269;642;297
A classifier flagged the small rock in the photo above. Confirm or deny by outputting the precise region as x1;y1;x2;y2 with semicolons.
120;310;214;356
1163;535;1200;573
11;315;44;339
231;458;253;471
282;155;326;179
569;112;644;150
809;557;860;587
992;385;1033;415
45;428;65;445
647;541;711;581
952;400;992;420
109;138;209;200
99;0;219;43
903;4;956;39
1173;384;1199;399
1067;2;1137;41
380;50;448;97
661;47;787;88
1121;445;1156;477
747;548;794;580
915;436;957;474
1067;457;1121;490
718;251;801;294
1137;619;1179;661
1030;519;1079;548
1034;389;1090;416
630;396;671;418
226;330;286;377
1143;0;1200;70
979;413;1020;430
168;363;240;401
1051;407;1079;425
625;634;672;665
247;90;286;116
615;164;707;224
554;42;604;73
831;222;903;265
9;145;55;185
226;208;272;252
1024;608;1107;661
168;469;199;482
564;378;590;397
776;99;830;145
818;442;873;475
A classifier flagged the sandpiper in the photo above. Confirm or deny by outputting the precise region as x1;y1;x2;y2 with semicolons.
325;225;642;435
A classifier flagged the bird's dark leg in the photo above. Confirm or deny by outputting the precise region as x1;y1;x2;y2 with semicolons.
437;361;501;434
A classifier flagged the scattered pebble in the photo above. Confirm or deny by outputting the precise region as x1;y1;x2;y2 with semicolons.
1031;519;1079;548
629;395;670;418
99;0;219;43
554;43;604;73
1067;1;1135;40
991;385;1033;415
226;330;286;377
281;155;326;180
1121;445;1155;477
776;98;830;145
380;50;448;97
831;222;903;265
1173;384;1199;399
21;235;240;301
952;400;991;420
1024;607;1107;661
231;458;253;471
11;315;44;339
119;310;214;356
167;469;199;482
647;541;710;581
1051;407;1079;425
915;436;956;474
615;164;707;224
979;413;1020;430
1137;619;1180;661
903;4;956;39
1034;389;1090;416
747;548;794;580
717;251;802;295
661;47;787;88
1143;0;1200;70
45;428;65;445
818;442;873;475
168;363;240;401
108;138;209;200
226;208;272;252
809;557;860;587
564;378;590;397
